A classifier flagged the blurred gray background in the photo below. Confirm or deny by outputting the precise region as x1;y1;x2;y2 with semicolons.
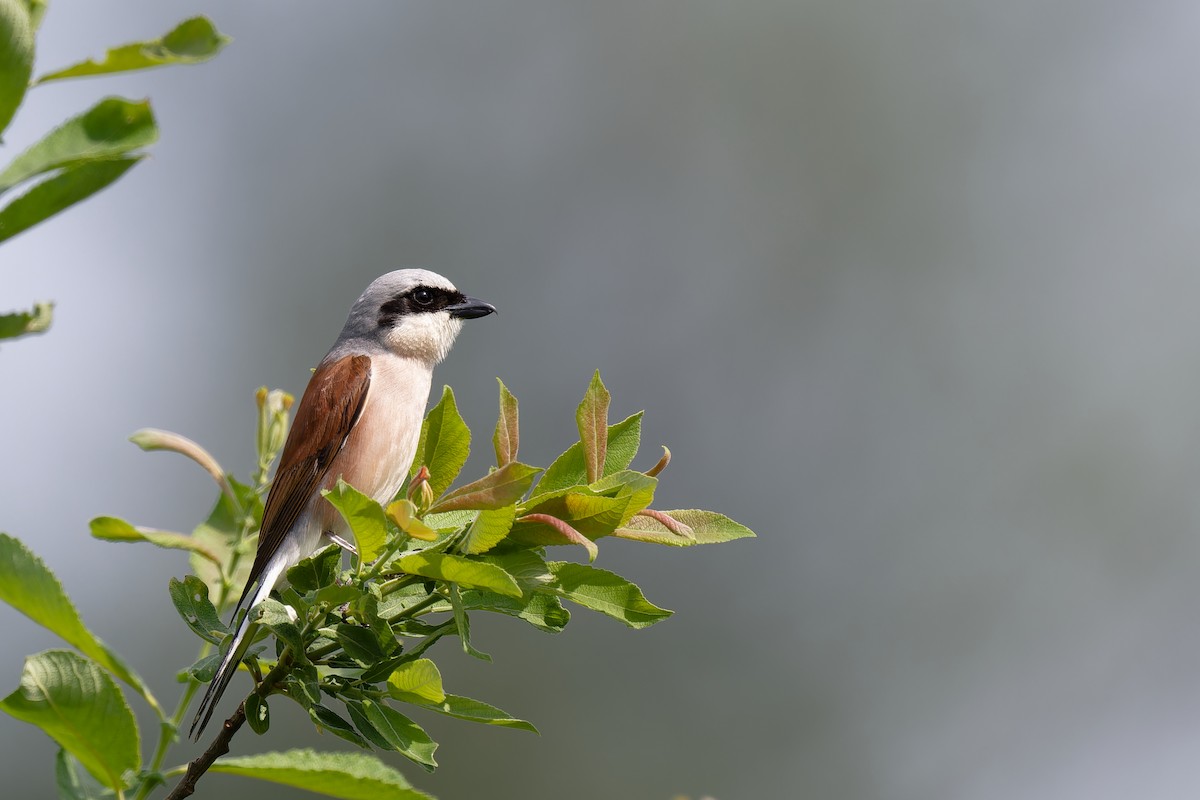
5;1;1200;798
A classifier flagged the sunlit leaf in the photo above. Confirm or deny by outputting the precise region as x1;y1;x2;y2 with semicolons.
534;412;643;496
0;650;139;791
547;561;672;629
0;156;142;244
616;509;755;546
323;480;388;562
426;462;541;514
35;17;229;85
511;513;597;562
409;386;470;499
91;516;222;565
128;427;230;498
395;552;521;598
385;499;437;541
0;301;52;340
492;378;519;467
0;534;160;713
386;659;445;704
0;98;156;194
210;748;433;799
0;0;34;137
576;370;610;483
459;505;516;555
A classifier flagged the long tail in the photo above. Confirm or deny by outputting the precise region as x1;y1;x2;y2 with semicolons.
189;556;290;740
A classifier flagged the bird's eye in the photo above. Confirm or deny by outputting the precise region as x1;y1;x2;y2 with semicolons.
412;288;434;306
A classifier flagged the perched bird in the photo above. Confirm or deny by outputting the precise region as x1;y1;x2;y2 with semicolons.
190;269;495;739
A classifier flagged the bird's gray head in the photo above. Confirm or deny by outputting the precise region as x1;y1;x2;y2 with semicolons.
336;269;496;364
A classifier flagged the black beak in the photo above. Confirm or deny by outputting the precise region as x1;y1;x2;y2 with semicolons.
447;296;497;319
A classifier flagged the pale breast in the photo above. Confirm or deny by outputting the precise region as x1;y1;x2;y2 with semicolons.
312;353;433;535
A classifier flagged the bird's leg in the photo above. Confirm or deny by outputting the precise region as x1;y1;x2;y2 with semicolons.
322;531;357;556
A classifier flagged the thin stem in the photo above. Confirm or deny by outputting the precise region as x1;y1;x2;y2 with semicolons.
378;574;424;596
133;681;203;800
164;649;295;800
391;593;442;621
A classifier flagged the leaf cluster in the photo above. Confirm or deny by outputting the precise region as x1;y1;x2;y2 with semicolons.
0;373;753;799
0;9;228;342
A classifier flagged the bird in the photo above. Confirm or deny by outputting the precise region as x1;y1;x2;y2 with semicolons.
190;269;496;739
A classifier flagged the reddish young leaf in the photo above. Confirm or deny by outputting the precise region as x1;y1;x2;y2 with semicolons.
575;371;610;484
492;378;519;467
427;462;542;513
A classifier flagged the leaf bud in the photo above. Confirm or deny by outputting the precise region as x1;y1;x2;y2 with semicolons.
407;465;435;512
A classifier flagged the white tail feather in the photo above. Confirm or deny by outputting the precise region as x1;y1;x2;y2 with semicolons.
189;554;290;739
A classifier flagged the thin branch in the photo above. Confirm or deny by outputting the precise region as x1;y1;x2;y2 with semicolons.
164;650;294;800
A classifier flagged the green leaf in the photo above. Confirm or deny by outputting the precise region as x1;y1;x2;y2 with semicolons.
492;378;519;467
509;513;598;563
0;650;139;791
345;700;392;750
534;412;643;496
188;479;259;608
457;588;570;633
459;504;516;555
128;427;229;489
420;508;477;532
386;659;445;704
91;516;222;565
0;98;156;194
35;16;230;85
55;749;106;800
350;592;398;656
335;624;387;668
245;692;270;735
576;370;611;483
446;583;490;661
360;700;438;771
404;693;538;734
517;486;628;538
395;552;522;598
168;576;229;645
255;599;305;654
181;652;221;683
589;470;657;528
210;748;433;800
0;534;161;713
460;551;567;630
285;663;321;710
385;499;437;541
410;385;471;499
286;544;343;593
323;480;389;563
0;155;142;244
616;509;755;545
24;0;47;34
427;462;542;514
0;0;34;137
547;561;672;629
309;704;369;748
0;301;52;340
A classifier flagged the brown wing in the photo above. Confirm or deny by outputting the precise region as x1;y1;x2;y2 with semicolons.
236;353;372;609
